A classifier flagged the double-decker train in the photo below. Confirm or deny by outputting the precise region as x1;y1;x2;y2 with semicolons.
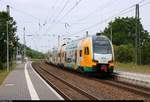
47;34;115;74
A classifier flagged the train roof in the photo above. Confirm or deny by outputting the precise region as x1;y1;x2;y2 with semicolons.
66;34;109;44
92;35;110;41
60;34;111;51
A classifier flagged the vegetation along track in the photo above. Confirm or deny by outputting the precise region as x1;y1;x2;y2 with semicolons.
32;62;150;100
32;63;99;100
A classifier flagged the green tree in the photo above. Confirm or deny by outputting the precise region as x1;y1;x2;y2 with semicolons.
114;44;134;63
103;17;148;46
102;17;150;64
141;36;150;64
0;11;18;65
26;47;45;59
14;42;45;59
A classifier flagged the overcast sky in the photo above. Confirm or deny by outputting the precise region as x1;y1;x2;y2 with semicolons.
0;0;150;53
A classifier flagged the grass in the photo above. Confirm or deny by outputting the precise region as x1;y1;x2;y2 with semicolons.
115;62;150;74
0;61;17;85
0;70;9;85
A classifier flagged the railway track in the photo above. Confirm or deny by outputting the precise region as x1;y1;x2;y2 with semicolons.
91;77;150;99
32;63;100;100
32;62;150;100
45;62;150;99
44;62;150;98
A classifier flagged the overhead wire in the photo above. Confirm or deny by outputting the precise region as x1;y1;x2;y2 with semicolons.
42;0;70;36
42;0;70;34
73;0;119;23
2;0;149;52
66;0;148;36
43;0;82;35
62;0;140;36
43;0;58;25
10;6;40;21
65;4;138;36
10;6;42;31
0;3;42;51
52;0;70;23
56;0;82;23
140;0;150;7
43;0;65;26
118;7;135;16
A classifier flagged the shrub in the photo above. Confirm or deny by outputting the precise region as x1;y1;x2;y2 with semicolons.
114;44;134;63
0;61;3;70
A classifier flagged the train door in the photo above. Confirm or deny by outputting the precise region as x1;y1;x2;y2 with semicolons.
75;50;77;63
73;50;78;70
59;51;62;65
82;38;92;67
84;46;90;64
64;52;67;67
76;40;83;69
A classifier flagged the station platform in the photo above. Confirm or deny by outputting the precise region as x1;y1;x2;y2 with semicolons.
0;61;63;100
114;70;150;88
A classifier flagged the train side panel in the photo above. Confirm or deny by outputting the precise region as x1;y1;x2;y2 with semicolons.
79;37;96;72
50;35;115;74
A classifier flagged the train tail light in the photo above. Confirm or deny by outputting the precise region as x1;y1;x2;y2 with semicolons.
101;65;107;72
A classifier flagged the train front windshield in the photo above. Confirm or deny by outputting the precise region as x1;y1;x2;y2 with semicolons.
93;36;112;54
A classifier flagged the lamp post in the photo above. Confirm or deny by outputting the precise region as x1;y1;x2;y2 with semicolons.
23;27;26;62
6;21;9;72
6;5;10;72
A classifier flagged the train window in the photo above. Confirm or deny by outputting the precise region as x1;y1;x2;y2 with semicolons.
80;50;82;57
84;47;89;55
75;51;77;63
64;52;66;58
93;40;112;54
58;53;60;57
65;52;67;61
61;53;63;57
87;47;89;55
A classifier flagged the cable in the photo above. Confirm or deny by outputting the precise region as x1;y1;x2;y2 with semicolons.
63;0;140;33
56;0;82;23
42;0;82;35
138;0;145;4
140;0;150;7
52;0;70;23
71;0;145;25
73;0;118;23
42;0;69;35
43;0;60;25
66;3;137;36
42;0;69;33
30;0;150;52
69;0;147;36
10;6;40;21
119;7;135;16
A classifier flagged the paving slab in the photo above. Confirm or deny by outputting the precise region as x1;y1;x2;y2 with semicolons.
0;64;30;100
0;61;63;100
27;61;63;100
114;70;150;88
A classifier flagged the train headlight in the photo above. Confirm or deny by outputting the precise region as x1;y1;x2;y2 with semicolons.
108;60;114;67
